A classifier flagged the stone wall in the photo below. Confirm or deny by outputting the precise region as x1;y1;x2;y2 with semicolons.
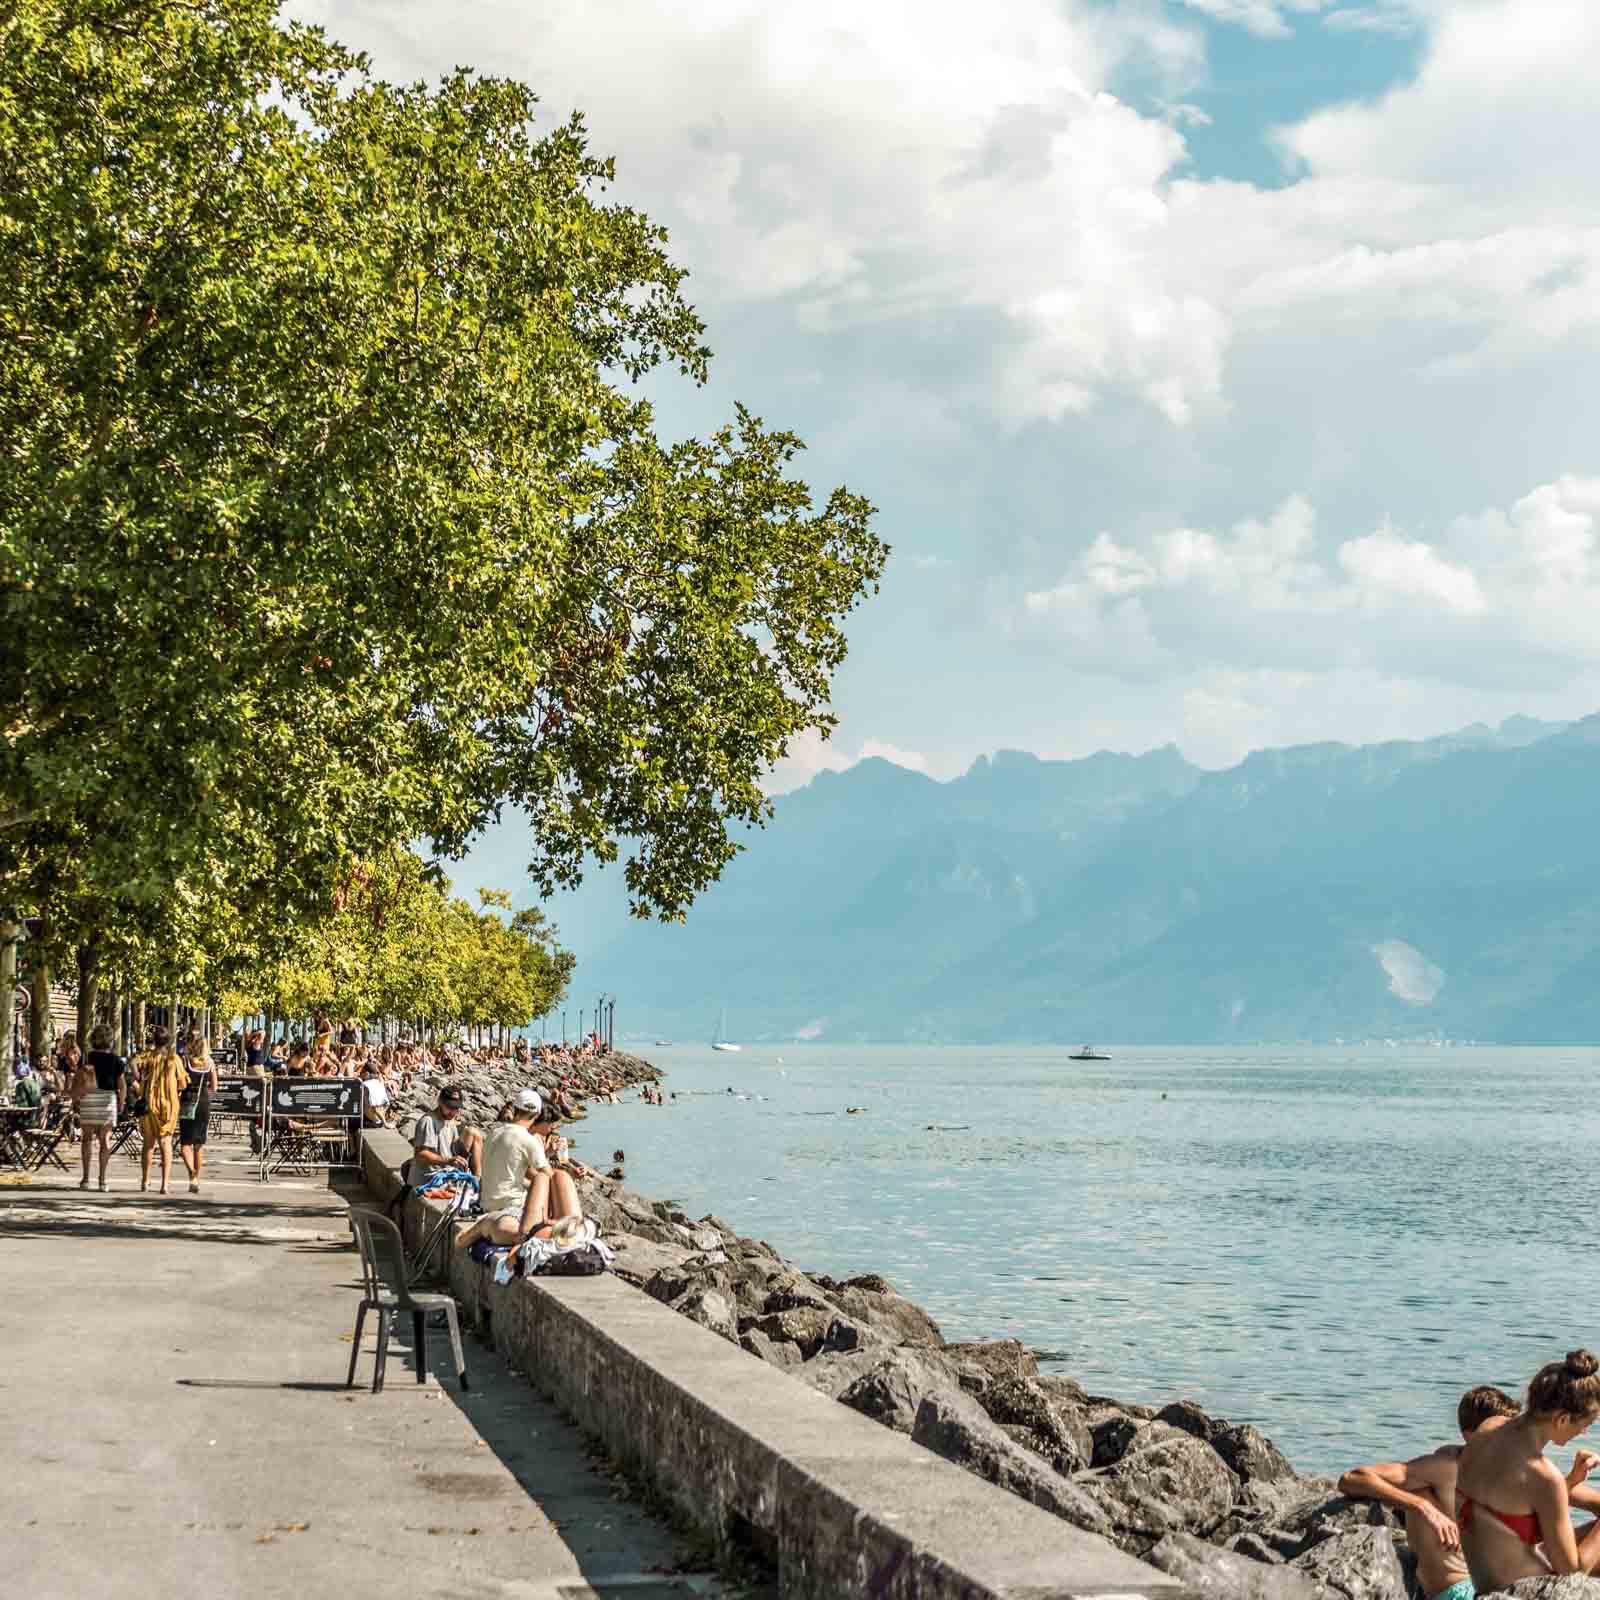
359;1130;1184;1600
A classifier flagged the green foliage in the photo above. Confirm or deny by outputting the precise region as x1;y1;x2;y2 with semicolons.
0;0;884;1003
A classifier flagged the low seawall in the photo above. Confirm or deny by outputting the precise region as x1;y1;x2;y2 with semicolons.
361;1130;1183;1600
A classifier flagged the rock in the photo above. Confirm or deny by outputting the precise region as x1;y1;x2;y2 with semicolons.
761;1273;837;1316
910;1388;1112;1536
1228;1532;1287;1565
943;1338;1038;1382
843;1272;892;1293
674;1224;726;1253
740;1307;837;1359
1289;1527;1407;1600
837;1348;965;1433
1214;1422;1299;1485
1495;1581;1600;1600
1036;1374;1091;1407
1158;1398;1221;1443
976;1376;1094;1476
1148;1532;1324;1600
1093;1413;1146;1467
1260;1493;1397;1560
739;1328;802;1369
797;1349;883;1399
830;1284;945;1348
815;1316;880;1356
608;1233;693;1285
677;1286;737;1343
1097;1430;1240;1548
1236;1476;1339;1538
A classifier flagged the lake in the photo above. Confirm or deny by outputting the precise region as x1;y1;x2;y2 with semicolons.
578;1043;1595;1476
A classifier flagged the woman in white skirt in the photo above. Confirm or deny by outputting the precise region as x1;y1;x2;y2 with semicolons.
72;1024;127;1192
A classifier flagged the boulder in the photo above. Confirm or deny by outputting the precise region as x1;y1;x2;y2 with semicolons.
677;1286;737;1343
1289;1527;1407;1600
1148;1532;1324;1600
830;1284;945;1348
1214;1422;1299;1485
943;1338;1038;1382
739;1328;802;1369
1037;1374;1091;1407
1093;1413;1146;1468
910;1388;1112;1535
1236;1476;1339;1538
1158;1398;1221;1443
1096;1430;1240;1548
1492;1581;1600;1600
1260;1493;1397;1560
761;1274;838;1316
1228;1532;1287;1565
798;1349;885;1399
837;1348;966;1433
976;1376;1094;1475
740;1306;837;1359
608;1233;693;1285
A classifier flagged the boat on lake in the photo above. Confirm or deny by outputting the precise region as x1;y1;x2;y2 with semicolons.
1070;1044;1110;1060
711;1007;742;1053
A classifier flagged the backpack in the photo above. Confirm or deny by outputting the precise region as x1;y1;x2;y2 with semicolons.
539;1243;608;1277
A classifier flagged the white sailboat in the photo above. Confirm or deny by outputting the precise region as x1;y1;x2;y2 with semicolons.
711;1007;742;1053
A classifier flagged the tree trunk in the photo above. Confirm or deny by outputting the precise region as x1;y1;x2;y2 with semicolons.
132;999;146;1051
76;939;101;1046
0;914;18;1081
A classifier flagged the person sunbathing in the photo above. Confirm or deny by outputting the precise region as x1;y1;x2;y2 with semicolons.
455;1090;581;1251
1456;1350;1600;1591
1340;1386;1519;1600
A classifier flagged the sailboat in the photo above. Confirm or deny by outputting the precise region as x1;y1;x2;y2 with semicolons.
711;1007;742;1053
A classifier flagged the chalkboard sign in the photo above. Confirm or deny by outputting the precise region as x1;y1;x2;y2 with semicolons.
269;1078;362;1118
212;1077;266;1115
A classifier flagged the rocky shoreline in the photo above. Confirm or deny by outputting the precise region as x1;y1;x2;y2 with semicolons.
402;1051;1586;1600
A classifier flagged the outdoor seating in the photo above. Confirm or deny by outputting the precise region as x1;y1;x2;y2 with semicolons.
345;1210;469;1394
15;1107;71;1172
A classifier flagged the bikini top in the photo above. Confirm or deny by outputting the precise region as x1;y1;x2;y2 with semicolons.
1459;1498;1541;1546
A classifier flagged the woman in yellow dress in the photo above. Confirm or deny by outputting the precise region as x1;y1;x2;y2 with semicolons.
138;1026;187;1195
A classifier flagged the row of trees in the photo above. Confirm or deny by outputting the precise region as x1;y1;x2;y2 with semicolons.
0;0;885;1059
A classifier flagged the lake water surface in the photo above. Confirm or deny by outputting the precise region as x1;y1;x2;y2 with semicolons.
579;1043;1594;1475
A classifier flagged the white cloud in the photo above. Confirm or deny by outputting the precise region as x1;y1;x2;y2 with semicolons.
763;728;936;794
1322;4;1418;36
298;0;1227;426
1374;940;1444;1005
1171;0;1331;38
1018;476;1600;689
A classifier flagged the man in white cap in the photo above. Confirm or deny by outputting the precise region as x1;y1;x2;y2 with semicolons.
455;1088;583;1251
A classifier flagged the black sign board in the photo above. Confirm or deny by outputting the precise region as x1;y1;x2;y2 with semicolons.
212;1077;266;1116
269;1078;362;1118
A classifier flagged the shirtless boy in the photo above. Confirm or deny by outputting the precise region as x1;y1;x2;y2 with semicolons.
1340;1387;1521;1600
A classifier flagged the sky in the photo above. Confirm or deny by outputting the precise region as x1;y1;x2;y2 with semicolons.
298;0;1600;788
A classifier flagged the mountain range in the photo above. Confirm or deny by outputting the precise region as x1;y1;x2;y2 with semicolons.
507;713;1600;1044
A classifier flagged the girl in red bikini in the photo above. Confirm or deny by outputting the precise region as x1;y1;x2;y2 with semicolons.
1458;1349;1600;1591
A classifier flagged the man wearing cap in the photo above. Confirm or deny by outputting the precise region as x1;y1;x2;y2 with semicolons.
409;1083;482;1181
455;1089;583;1251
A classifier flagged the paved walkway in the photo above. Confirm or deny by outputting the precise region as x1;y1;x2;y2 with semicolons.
0;1133;756;1600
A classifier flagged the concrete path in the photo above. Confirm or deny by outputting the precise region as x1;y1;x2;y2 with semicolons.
0;1134;760;1600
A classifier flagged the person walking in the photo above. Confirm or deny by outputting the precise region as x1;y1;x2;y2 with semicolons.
72;1024;126;1192
176;1028;217;1194
136;1026;186;1195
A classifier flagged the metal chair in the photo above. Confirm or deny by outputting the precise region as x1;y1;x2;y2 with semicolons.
346;1209;469;1393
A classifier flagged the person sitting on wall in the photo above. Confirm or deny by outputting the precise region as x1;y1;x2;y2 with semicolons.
409;1083;482;1181
359;1062;391;1129
455;1089;581;1251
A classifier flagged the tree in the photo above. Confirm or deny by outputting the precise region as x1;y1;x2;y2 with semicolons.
0;0;885;1000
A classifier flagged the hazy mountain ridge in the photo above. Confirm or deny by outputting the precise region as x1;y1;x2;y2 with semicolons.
533;714;1600;1043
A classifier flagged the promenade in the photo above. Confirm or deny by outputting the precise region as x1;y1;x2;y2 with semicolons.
0;1134;753;1600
